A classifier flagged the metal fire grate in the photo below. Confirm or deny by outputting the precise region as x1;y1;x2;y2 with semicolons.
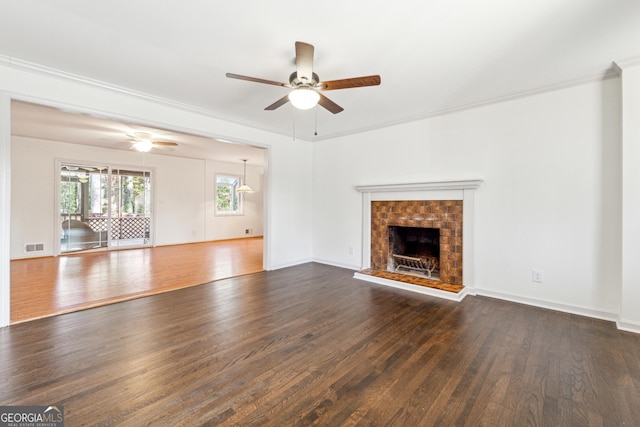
392;254;439;278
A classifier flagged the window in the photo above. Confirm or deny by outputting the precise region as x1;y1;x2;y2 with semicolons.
216;174;243;215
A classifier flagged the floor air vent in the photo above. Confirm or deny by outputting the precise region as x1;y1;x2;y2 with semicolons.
25;243;45;253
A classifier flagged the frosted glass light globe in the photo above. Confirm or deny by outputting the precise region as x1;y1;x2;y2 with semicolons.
288;88;320;110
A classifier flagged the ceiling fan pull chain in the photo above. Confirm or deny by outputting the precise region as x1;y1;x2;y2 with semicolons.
314;106;318;137
292;107;296;141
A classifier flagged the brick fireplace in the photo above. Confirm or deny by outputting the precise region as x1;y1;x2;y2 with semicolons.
354;180;481;301
371;200;463;285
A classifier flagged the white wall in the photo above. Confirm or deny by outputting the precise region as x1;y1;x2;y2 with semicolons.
267;140;314;268
0;62;315;325
151;152;207;246
313;78;622;319
620;60;640;330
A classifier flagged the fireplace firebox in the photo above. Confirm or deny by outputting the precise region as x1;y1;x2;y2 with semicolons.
389;226;440;279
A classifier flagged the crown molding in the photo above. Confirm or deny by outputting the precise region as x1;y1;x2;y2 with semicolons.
0;54;293;138
613;55;640;72
313;69;619;142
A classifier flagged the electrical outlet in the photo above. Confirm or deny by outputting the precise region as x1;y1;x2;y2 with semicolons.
348;246;354;255
532;269;544;283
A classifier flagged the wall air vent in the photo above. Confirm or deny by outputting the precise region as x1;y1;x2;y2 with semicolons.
25;243;45;253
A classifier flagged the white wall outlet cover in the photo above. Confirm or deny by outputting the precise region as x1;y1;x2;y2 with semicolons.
532;269;544;283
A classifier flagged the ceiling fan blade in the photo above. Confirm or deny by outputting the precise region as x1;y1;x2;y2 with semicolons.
318;93;344;114
265;94;290;111
152;141;179;147
226;73;290;87
320;75;381;91
295;41;314;83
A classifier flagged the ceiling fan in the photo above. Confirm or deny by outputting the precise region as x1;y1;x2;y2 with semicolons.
226;41;381;114
128;132;179;152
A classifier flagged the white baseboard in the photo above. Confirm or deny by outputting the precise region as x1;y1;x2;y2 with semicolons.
475;289;619;324
268;257;313;271
312;258;360;271
353;272;469;302
617;319;640;334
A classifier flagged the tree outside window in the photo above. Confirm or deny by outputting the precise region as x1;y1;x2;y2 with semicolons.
216;174;243;215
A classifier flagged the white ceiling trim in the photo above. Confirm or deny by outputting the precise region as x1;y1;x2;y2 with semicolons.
613;55;640;71
0;54;289;138
314;68;620;141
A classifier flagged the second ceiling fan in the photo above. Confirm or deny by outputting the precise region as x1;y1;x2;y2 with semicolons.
226;41;381;114
128;132;178;152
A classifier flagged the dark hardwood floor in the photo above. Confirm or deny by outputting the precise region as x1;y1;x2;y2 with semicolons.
1;262;639;426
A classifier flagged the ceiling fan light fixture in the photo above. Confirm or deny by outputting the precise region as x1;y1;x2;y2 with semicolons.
288;88;320;110
133;139;153;152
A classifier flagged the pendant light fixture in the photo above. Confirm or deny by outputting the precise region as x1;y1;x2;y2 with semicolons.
237;159;253;193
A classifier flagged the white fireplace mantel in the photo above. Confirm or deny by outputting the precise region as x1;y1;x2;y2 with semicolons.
354;179;483;301
355;180;483;193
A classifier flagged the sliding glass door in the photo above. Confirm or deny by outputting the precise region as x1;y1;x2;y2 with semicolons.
60;164;109;252
110;168;152;248
59;162;152;253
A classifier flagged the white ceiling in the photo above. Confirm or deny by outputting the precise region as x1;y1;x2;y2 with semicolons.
2;0;640;148
10;100;267;165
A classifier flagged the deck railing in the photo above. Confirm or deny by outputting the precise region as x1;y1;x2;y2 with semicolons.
61;215;150;239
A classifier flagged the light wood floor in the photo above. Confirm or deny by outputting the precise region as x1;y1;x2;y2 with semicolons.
2;262;639;425
10;237;264;324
